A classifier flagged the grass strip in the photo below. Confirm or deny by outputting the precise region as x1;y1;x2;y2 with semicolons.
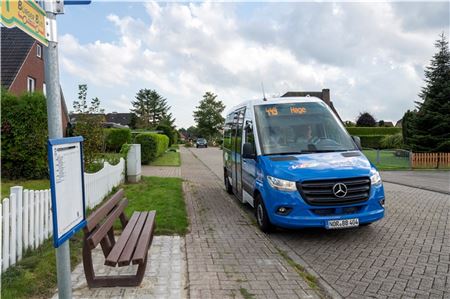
277;249;318;290
149;151;181;166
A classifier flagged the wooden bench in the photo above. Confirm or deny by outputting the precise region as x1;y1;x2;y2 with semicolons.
82;189;156;288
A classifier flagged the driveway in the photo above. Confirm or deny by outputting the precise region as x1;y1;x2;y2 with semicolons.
188;147;450;298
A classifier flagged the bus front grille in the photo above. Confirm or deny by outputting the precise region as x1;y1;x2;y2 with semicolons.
297;177;370;206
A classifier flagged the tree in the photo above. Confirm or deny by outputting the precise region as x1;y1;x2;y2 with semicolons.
193;92;225;140
356;112;376;127
344;120;355;127
130;89;174;129
408;33;450;152
401;109;417;147
72;84;105;165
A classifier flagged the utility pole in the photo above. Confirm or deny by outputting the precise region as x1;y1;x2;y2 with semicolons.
43;1;72;298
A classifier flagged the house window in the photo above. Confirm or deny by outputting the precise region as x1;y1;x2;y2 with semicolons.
27;77;36;92
37;44;42;58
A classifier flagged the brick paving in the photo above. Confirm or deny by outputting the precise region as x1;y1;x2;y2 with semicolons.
192;147;450;299
141;165;181;178
181;147;321;299
380;170;450;194
52;236;186;299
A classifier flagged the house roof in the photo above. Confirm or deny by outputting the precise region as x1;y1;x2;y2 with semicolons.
106;113;134;126
1;27;36;88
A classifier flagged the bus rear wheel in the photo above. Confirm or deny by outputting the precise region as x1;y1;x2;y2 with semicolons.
224;172;233;194
255;195;272;232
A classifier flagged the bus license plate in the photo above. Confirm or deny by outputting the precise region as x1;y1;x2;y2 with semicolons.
327;218;359;229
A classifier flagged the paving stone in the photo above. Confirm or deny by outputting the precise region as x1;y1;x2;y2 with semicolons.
181;148;321;299
51;236;187;298
192;147;450;299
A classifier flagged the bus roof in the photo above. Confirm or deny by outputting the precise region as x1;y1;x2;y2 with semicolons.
226;96;323;115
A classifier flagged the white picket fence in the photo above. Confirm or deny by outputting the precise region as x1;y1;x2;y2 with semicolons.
1;158;125;272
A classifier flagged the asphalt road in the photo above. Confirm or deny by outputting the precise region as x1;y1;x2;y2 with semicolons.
188;147;450;299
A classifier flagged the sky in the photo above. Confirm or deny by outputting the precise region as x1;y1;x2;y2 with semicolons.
56;1;450;128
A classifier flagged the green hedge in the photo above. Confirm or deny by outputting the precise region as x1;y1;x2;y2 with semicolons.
134;133;169;164
104;128;131;152
359;135;386;149
1;91;48;179
347;127;401;136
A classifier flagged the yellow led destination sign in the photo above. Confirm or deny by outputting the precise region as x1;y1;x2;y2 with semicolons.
0;0;48;46
265;105;307;116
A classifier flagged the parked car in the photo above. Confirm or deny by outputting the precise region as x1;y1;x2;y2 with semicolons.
196;138;208;148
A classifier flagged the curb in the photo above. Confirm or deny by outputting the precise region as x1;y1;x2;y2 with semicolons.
271;237;343;299
382;180;450;195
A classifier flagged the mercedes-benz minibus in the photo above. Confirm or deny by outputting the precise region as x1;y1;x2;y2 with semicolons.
222;97;385;232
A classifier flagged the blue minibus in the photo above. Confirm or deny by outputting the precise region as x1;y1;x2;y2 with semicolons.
222;97;385;232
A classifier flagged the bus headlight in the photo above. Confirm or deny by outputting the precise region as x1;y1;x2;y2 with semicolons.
370;169;382;186
267;176;297;192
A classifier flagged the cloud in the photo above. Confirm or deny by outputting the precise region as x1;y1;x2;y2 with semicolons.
59;1;449;127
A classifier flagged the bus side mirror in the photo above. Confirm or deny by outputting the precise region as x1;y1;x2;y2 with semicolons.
352;136;362;150
242;143;256;159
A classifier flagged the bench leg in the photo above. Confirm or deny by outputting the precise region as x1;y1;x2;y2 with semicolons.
83;242;148;288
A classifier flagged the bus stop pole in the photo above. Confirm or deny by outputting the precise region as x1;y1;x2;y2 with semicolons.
43;3;73;298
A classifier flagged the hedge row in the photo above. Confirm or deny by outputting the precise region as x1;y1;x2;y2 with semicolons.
1;91;48;179
104;128;131;152
347;127;401;136
134;133;169;164
359;135;386;149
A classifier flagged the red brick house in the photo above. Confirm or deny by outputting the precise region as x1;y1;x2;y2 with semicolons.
1;27;69;134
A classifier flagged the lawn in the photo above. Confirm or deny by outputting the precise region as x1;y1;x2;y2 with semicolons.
1;233;83;299
362;150;410;170
1;176;188;298
1;179;50;199
120;176;188;235
149;150;181;166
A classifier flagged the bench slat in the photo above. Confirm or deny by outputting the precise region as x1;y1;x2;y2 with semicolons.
118;212;148;267
132;211;156;265
85;189;125;232
104;212;141;267
87;199;128;249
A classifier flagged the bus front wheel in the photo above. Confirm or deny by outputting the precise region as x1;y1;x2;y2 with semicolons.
255;195;272;232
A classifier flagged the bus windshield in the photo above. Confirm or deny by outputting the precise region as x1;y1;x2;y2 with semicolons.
254;101;357;155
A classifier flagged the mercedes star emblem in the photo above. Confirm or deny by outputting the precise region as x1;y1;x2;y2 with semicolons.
333;183;348;198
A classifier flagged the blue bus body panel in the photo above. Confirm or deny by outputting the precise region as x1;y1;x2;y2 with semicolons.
254;151;385;229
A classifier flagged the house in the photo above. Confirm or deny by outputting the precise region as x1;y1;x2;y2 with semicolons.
395;119;403;128
383;121;394;127
106;112;136;127
69;112;136;128
282;89;342;122
1;27;69;134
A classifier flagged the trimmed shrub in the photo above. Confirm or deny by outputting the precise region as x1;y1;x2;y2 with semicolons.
347;127;401;136
1;91;48;179
381;133;404;149
134;133;169;164
156;124;176;146
359;135;385;149
104;128;131;152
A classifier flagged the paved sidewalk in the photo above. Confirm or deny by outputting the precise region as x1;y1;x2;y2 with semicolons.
380;170;450;194
181;148;321;299
52;236;186;299
141;166;181;178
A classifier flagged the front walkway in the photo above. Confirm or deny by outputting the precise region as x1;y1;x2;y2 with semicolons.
52;236;186;299
181;147;321;299
141;165;181;178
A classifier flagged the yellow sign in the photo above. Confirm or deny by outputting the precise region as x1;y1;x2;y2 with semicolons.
0;0;47;46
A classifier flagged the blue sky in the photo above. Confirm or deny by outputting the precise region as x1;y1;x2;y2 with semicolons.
56;1;450;128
